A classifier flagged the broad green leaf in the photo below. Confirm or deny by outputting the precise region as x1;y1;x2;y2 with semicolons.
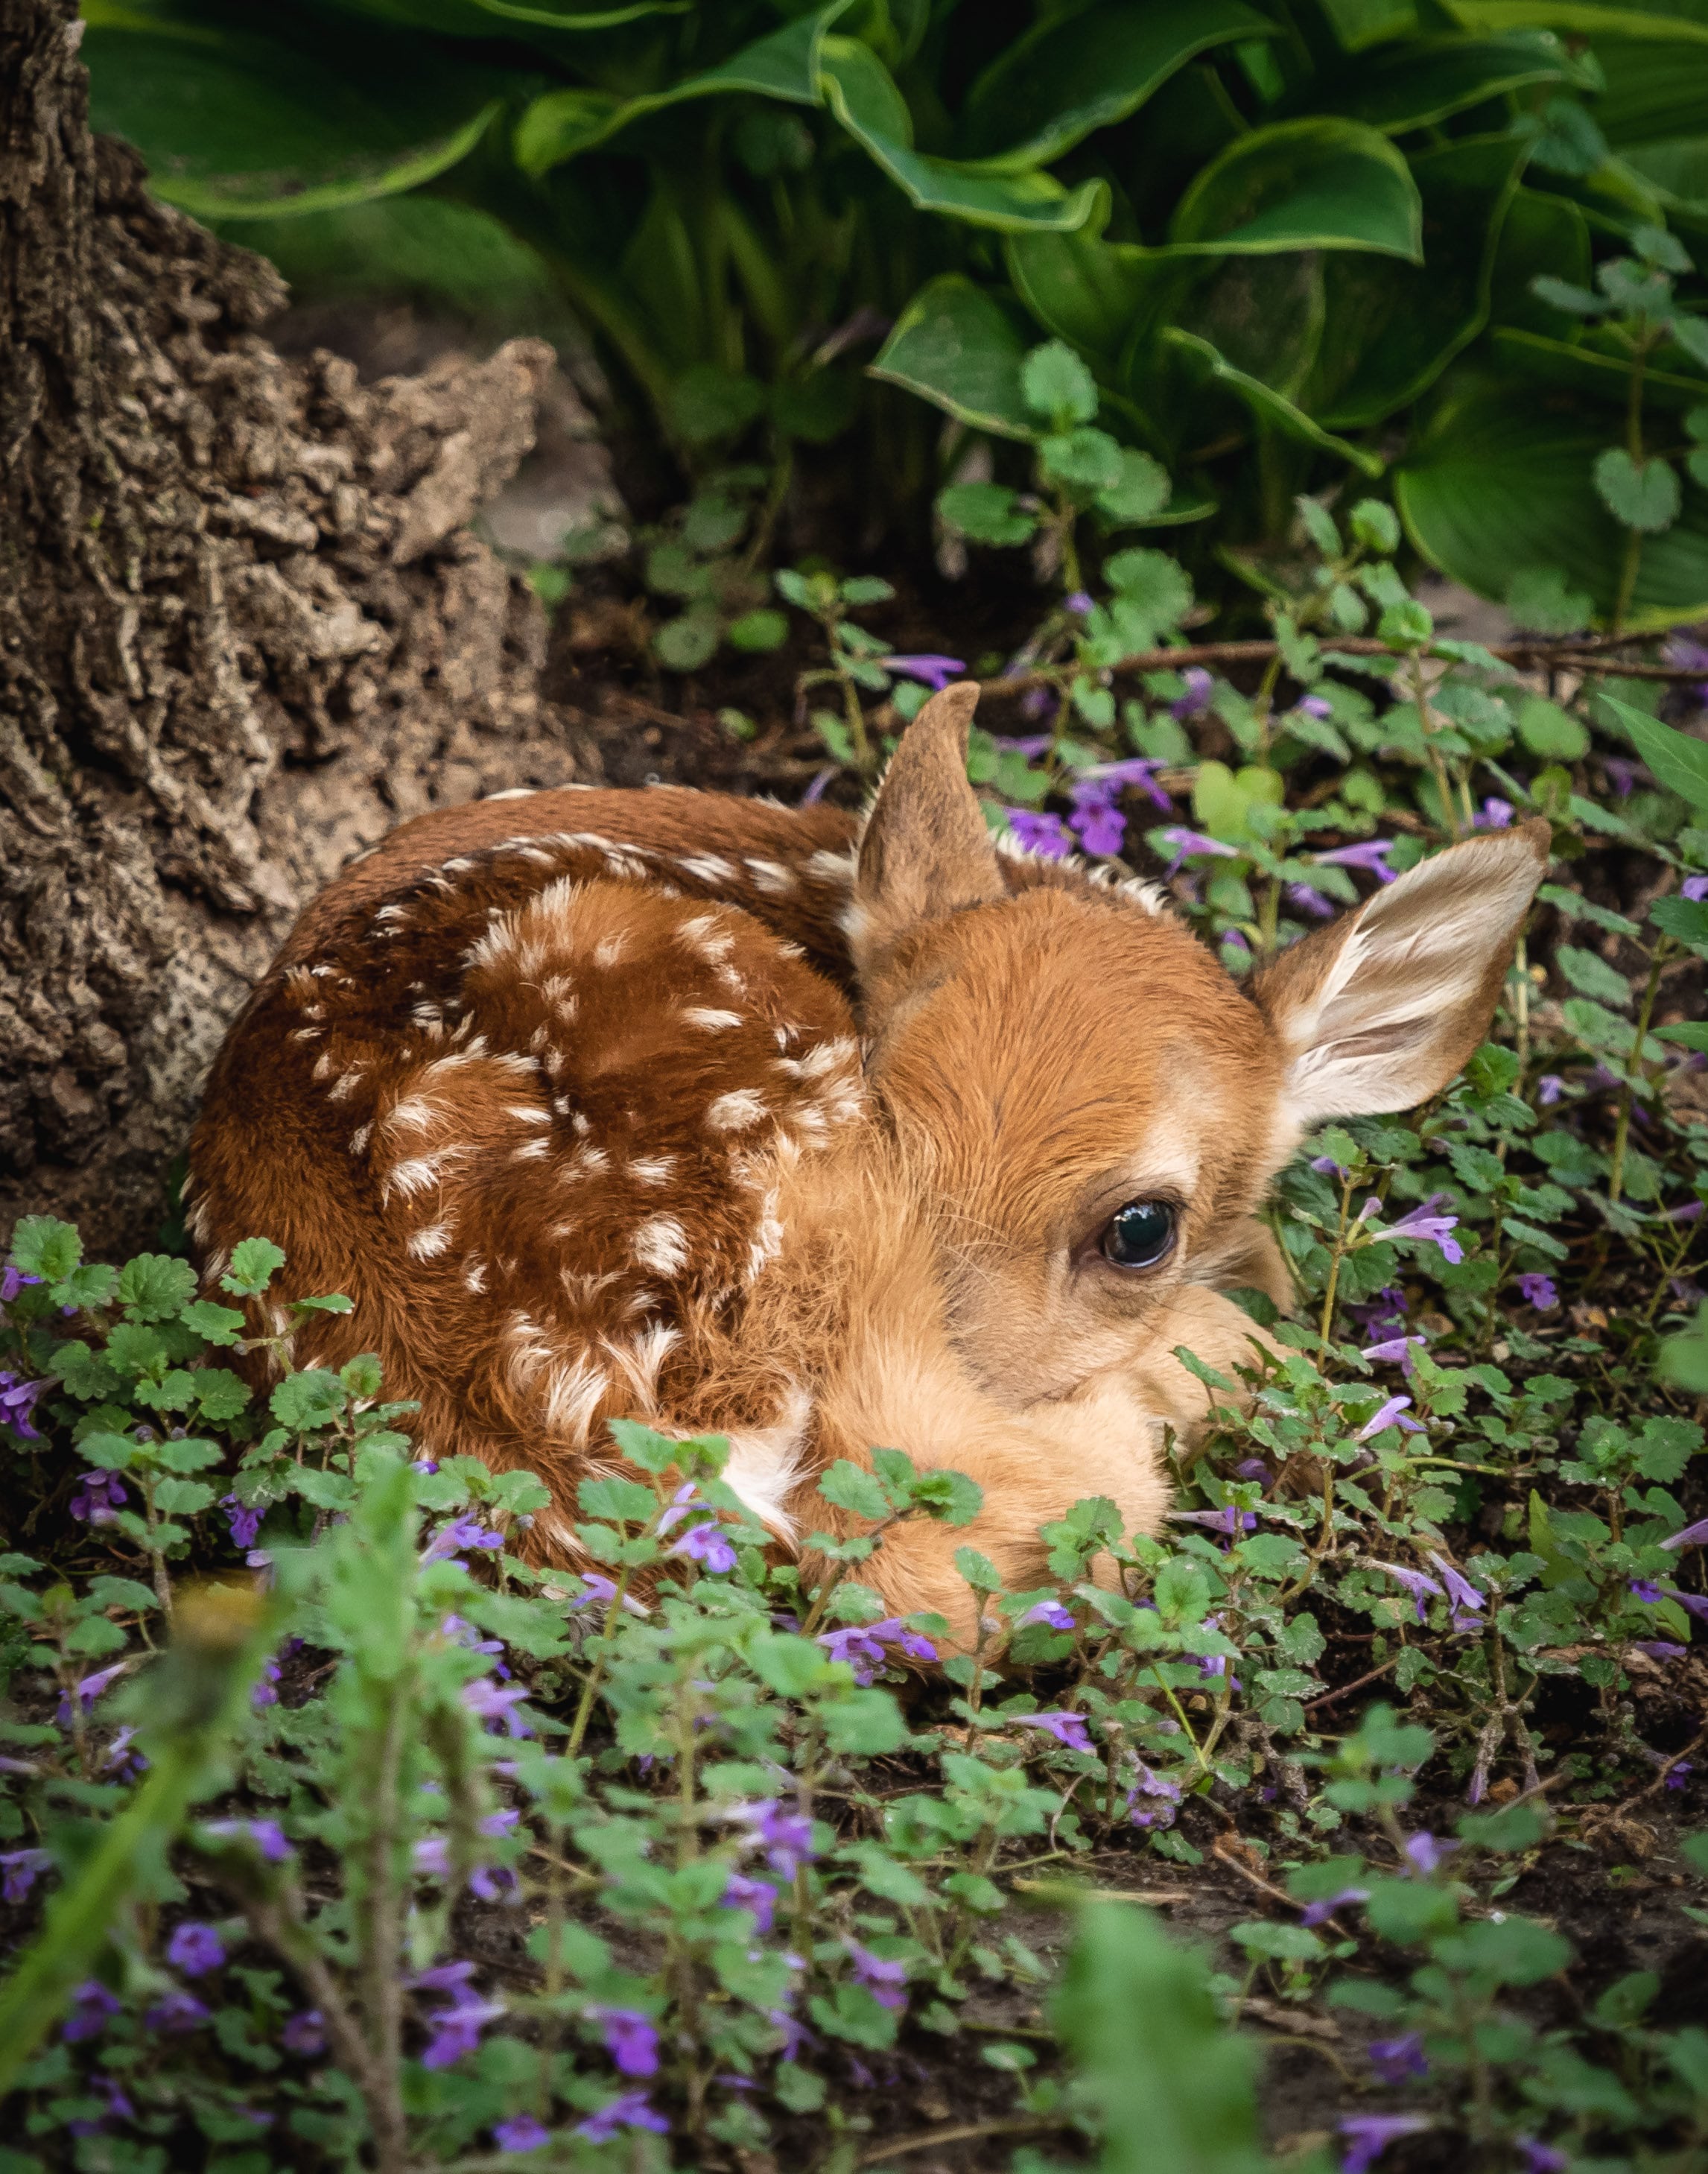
1489;185;1592;336
1594;35;1708;145
1599;689;1708;807
1444;3;1708;50
1311;133;1531;428
869;275;1036;440
819;41;1107;235
1168;118;1423;260
1493;329;1708;416
1396;378;1708;625
1156;326;1386;477
83;22;499;220
513;3;843;174
1006;216;1200;370
955;0;1272;171
1657;1020;1708;1048
1315;32;1574;132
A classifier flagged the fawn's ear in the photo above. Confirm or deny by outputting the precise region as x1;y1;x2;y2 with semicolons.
1252;820;1550;1132
849;680;1004;966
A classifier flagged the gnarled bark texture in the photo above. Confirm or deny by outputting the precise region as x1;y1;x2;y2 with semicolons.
1;0;587;1255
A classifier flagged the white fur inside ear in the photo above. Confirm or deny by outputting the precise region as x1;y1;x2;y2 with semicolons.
1278;831;1545;1126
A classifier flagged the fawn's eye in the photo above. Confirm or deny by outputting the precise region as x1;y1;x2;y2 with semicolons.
1100;1199;1176;1270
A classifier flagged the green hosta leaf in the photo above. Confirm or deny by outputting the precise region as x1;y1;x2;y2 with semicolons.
1168;118;1423;261
1397;383;1708;627
84;24;498;220
1599;691;1708;808
1593;448;1682;533
1157;327;1385;477
821;41;1107;235
870;275;1035;440
936;481;1038;545
1324;33;1575;133
955;0;1272;170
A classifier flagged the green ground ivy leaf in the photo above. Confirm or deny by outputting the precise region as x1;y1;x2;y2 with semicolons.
1167;118;1423;260
83;19;500;220
1397;378;1708;624
1599;690;1708;807
820;40;1107;235
869;275;1036;440
1517;694;1590;758
954;0;1273;170
1593;447;1683;531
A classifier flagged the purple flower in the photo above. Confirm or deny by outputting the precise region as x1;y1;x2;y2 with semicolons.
733;1800;817;1880
1064;592;1093;616
0;1372;47;1440
1517;1273;1558;1311
1314;838;1397;882
1357;1394;1424;1442
801;766;834;805
1006;808;1074;860
69;1469;127;1524
1367;2030;1427;2084
1080;756;1172;811
1362;1334;1423;1375
203;1816;292;1862
1294;694;1335;720
1341;2113;1431;2171
1069;792;1126;858
1301;1886;1369;1926
1018;1598;1076;1631
589;2006;659;2077
0;1266;42;1304
145;1986;211;2034
1665;1757;1695;1787
282;2009;326;2055
0;1847;51;1903
1170;668;1215;720
847;1942;909;2011
1312;1153;1348;1177
66;2073;133;2135
817;1616;936;1684
1537;1074;1564;1106
1287;882;1336;919
577;2092;670;2143
722;1872;778;1932
56;1661;126;1725
252;1658;281;1711
991;731;1054;756
167;1921;223;1976
422;1515;504;1565
461;1679;534;1736
1517;2140;1569;2174
1603;755;1642;797
1158;825;1239;872
219;1493;264;1550
1427;1553;1485;1620
421;1985;506;2069
1371;1563;1444;1624
1639;1641;1687;1661
1681;874;1708;903
1126;1763;1183;1830
1235;1458;1271;1483
667;1521;737;1574
493;2114;550;2153
1629;1579;1663;1604
1170;1504;1259;1538
887;654;965;691
1666;1585;1708;1621
1402;1832;1456;1877
1381;1194;1464;1265
62;1981;121;2042
1474;797;1515;829
1662;1518;1708;1552
1012;1711;1093;1753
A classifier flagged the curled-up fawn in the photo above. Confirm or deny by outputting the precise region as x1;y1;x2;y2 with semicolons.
188;683;1549;1635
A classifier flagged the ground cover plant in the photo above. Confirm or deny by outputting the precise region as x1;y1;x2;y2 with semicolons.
2;459;1708;2174
74;0;1708;622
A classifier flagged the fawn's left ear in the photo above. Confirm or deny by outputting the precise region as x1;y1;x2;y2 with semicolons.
849;680;1004;967
1252;820;1551;1133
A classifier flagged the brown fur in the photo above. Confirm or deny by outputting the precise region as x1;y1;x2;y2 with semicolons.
187;687;1550;1639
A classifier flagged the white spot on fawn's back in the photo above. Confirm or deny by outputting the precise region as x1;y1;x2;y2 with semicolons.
632;1216;690;1276
706;1088;767;1133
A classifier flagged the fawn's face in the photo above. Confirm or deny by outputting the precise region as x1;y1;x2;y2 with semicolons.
848;685;1551;1409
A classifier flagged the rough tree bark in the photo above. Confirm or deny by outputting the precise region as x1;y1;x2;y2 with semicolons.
1;0;591;1256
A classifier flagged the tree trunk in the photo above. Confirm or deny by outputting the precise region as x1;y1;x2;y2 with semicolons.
0;0;590;1256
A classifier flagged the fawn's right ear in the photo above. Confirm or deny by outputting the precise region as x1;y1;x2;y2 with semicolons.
848;680;1004;967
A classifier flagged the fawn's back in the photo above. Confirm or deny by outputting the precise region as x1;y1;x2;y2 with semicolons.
188;685;1549;1632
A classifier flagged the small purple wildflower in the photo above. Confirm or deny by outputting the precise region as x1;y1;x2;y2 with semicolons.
577;2092;670;2143
1170;1504;1258;1538
1639;1641;1687;1661
1367;2031;1428;2084
1371;1563;1444;1624
0;1848;51;1903
1068;788;1126;858
1080;755;1172;811
0;1372;46;1440
1018;1598;1076;1631
1126;1763;1183;1830
1517;2140;1569;2174
1294;694;1335;720
734;1800;817;1880
1357;1394;1425;1442
1428;1553;1485;1620
69;1469;127;1524
667;1520;738;1574
1169;667;1215;720
493;2114;550;2153
461;1678;534;1737
1629;1579;1663;1604
1287;882;1336;919
886;654;965;691
1475;797;1515;829
166;1921;224;1976
589;2006;659;2077
1362;1334;1424;1375
1064;592;1093;616
1662;1517;1708;1552
281;2009;326;2055
1339;2113;1431;2173
66;2073;133;2135
817;1617;936;1683
1235;1457;1271;1483
1517;1273;1558;1311
1158;825;1239;871
1313;837;1397;881
1006;808;1074;859
1312;1153;1347;1177
1602;755;1642;797
221;1494;263;1550
203;1816;292;1861
1381;1194;1464;1265
421;1986;506;2069
1666;1758;1694;1788
421;1515;504;1565
252;1658;282;1711
0;1266;42;1304
1682;873;1708;903
991;730;1053;756
722;1872;778;1932
62;1981;121;2042
145;1986;211;2034
1012;1710;1093;1753
801;766;834;805
1402;1832;1456;1877
56;1661;125;1725
1537;1073;1564;1106
847;1942;909;2011
1302;1886;1369;1926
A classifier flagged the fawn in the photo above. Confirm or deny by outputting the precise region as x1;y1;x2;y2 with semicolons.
186;683;1549;1636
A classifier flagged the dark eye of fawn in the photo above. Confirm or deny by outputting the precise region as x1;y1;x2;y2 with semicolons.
1101;1199;1175;1270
